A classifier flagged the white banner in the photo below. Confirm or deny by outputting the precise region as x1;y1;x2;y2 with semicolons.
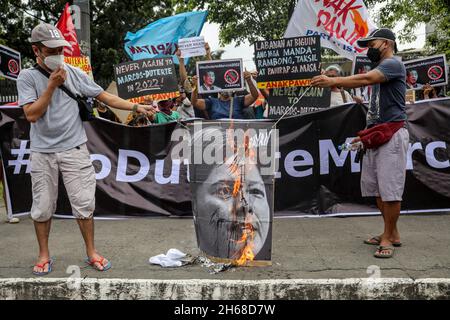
284;0;377;60
178;36;206;58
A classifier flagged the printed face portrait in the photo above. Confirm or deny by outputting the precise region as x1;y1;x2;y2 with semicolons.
193;161;270;260
203;71;215;87
407;70;418;85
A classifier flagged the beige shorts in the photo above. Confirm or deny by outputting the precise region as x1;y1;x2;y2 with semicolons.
361;127;409;202
30;143;96;222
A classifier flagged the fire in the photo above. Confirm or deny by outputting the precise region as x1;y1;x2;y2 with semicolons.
233;222;255;266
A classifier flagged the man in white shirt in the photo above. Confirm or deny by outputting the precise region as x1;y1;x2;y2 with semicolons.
325;65;358;106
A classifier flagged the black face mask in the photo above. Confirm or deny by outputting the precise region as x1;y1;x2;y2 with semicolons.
367;44;384;66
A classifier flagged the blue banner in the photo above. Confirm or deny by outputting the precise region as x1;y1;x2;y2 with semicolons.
124;11;208;64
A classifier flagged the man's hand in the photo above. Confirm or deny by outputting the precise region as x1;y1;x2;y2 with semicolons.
311;74;336;88
176;49;184;60
48;66;66;89
137;104;157;117
205;42;211;55
244;70;253;82
191;75;199;91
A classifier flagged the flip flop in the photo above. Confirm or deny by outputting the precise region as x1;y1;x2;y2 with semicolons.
374;245;395;259
85;256;111;272
32;259;53;276
364;236;402;247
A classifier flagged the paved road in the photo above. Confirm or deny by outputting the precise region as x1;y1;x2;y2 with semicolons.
1;211;449;280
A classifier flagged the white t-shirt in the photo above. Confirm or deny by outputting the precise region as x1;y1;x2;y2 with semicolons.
330;90;353;107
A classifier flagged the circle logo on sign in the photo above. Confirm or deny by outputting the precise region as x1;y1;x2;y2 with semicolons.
427;65;443;81
8;59;19;74
224;69;240;85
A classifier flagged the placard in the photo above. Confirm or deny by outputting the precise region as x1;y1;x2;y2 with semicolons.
254;36;321;89
404;54;448;90
0;45;21;81
114;57;178;100
267;86;331;118
196;59;245;94
178;36;206;58
64;56;93;79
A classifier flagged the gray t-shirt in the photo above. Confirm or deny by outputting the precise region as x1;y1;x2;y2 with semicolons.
367;58;407;126
17;64;103;152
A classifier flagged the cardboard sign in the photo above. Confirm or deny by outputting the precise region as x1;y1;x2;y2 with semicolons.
0;45;21;81
196;59;245;94
114;57;178;100
404;54;448;90
64;56;93;79
178;36;206;58
267;86;331;118
254;36;321;89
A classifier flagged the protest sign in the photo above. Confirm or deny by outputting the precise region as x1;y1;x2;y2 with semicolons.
114;57;178;100
254;36;321;90
0;45;21;81
404;54;448;90
178;36;206;58
64;56;93;78
196;59;245;94
352;55;372;76
267;86;331;118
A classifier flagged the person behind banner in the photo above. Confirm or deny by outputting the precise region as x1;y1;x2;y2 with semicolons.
191;71;259;120
324;65;361;106
17;23;157;276
406;69;423;90
311;28;409;259
152;99;181;124
94;99;122;123
173;87;195;119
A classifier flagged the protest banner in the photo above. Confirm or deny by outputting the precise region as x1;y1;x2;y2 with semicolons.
284;0;377;60
0;45;21;81
196;59;245;94
124;11;207;65
254;36;321;90
178;36;206;58
64;56;93;78
114;57;179;100
404;54;448;90
267;86;331;118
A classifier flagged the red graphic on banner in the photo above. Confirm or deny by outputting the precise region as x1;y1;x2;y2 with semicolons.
8;59;19;74
428;65;443;80
315;0;370;52
224;69;240;85
56;3;81;57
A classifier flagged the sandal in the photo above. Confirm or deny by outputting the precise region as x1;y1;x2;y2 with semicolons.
85;256;111;271
364;236;402;247
374;246;395;259
32;259;53;276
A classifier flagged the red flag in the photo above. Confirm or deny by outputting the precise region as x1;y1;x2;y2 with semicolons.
56;3;81;57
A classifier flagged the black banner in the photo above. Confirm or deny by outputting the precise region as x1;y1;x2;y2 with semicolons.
404;54;448;89
1;99;450;218
114;57;178;100
267;86;331;118
254;36;321;89
0;45;21;81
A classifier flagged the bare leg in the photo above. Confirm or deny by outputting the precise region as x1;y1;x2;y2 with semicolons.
33;219;52;273
380;201;401;247
76;218;109;270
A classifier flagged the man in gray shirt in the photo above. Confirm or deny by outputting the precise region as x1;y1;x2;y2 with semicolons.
312;28;408;259
17;23;156;275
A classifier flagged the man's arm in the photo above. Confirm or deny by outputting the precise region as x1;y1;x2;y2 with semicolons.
190;75;207;110
176;49;188;86
243;71;259;107
311;69;386;89
23;67;66;123
95;91;156;117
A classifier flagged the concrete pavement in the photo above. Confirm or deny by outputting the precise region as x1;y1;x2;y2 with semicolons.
0;200;449;299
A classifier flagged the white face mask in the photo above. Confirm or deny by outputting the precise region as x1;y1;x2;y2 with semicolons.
43;54;65;71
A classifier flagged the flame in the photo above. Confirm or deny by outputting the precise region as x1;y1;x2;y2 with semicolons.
350;9;369;38
233;221;256;266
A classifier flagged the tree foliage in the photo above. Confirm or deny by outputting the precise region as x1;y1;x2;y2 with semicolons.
365;0;449;58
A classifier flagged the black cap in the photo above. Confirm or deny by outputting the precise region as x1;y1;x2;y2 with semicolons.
357;28;397;52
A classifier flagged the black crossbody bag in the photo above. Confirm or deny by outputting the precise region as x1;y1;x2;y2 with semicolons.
34;64;96;121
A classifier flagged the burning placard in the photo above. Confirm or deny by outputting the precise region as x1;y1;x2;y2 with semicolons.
188;121;277;266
